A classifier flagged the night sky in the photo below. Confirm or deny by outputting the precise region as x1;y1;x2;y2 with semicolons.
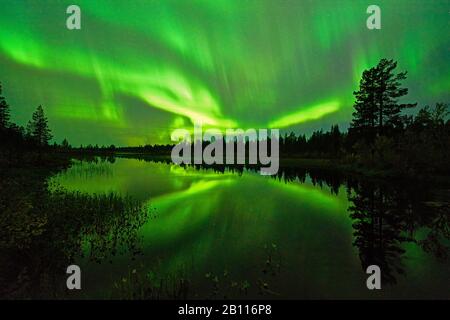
0;0;448;145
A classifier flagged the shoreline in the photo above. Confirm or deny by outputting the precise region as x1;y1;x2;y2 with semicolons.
106;152;450;185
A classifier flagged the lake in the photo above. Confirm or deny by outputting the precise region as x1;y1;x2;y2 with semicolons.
48;157;449;299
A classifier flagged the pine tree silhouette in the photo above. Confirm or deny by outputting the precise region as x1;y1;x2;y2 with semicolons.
351;59;417;136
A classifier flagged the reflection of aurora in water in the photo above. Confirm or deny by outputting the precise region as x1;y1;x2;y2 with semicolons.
49;158;449;299
1;0;449;145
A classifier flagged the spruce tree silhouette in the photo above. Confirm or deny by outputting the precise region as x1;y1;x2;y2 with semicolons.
28;105;53;146
0;82;11;130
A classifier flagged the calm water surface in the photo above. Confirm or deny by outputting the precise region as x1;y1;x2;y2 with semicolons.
49;157;449;299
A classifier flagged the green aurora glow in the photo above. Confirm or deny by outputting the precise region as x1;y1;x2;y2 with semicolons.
0;0;448;145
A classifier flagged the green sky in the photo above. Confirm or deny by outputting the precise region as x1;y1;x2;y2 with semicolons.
0;0;448;145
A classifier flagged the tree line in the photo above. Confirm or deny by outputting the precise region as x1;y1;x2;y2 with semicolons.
1;58;449;176
0;83;53;151
279;58;449;176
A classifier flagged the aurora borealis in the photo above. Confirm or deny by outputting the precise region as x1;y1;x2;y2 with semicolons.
0;0;448;146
